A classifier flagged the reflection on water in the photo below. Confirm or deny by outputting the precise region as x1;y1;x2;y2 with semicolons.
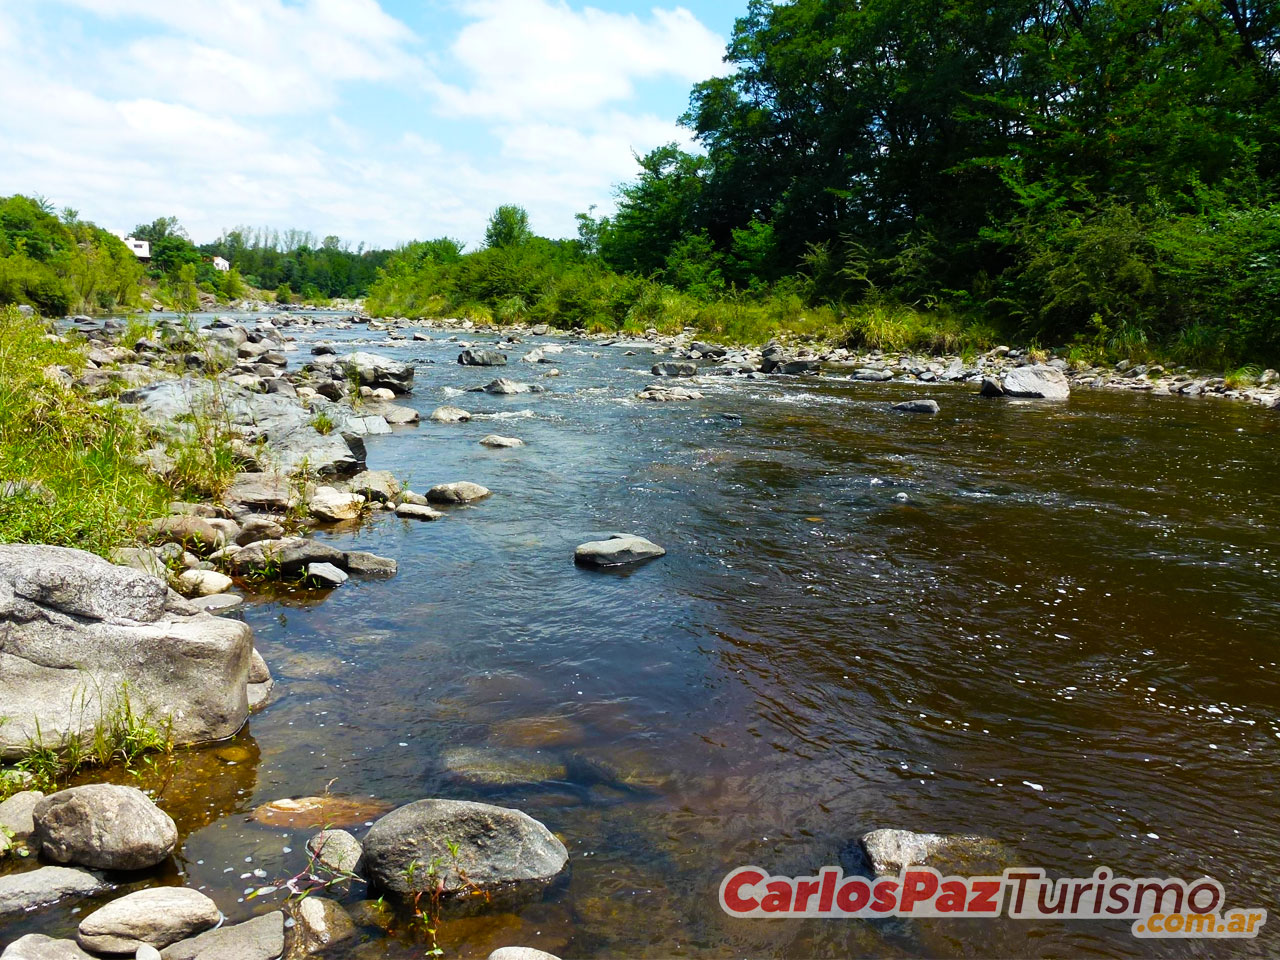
4;319;1278;957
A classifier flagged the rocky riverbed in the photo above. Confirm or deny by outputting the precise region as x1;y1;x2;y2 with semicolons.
3;307;1279;958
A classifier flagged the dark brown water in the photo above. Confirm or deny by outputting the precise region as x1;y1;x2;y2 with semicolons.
5;320;1279;958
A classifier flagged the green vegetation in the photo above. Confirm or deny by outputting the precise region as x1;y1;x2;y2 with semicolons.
371;1;1280;367
1;684;174;804
204;227;393;301
0;195;144;315
0;306;168;554
0;306;238;555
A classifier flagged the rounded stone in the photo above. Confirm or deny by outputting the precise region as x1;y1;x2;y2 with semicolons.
77;887;220;952
33;784;178;871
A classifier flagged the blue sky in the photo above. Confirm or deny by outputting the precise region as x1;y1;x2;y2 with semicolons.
0;0;740;249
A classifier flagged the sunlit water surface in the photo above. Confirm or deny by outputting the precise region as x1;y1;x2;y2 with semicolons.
4;316;1279;958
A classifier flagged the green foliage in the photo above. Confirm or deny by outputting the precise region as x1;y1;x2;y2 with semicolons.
0;194;144;314
0;306;169;555
277;282;293;304
484;205;532;249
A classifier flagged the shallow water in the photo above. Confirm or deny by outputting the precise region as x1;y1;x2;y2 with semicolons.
6;317;1280;957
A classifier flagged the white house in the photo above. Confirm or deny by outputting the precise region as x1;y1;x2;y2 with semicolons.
212;256;230;272
109;230;151;260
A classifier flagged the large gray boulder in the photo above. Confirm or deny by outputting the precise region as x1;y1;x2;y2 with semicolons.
362;799;568;901
161;912;285;960
1002;364;1070;400
0;866;110;919
0;934;96;959
338;352;414;394
574;535;666;569
651;362;697;377
77;887;220;953
123;378;361;476
33;784;177;870
426;481;491;504
0;545;253;759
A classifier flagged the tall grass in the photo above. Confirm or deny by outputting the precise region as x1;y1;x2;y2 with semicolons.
0;306;169;554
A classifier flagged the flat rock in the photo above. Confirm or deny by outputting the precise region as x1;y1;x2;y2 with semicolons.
0;935;96;959
479;435;524;448
0;543;166;622
251;796;393;830
427;481;491;504
362;799;568;902
574;535;666;569
346;469;401;503
395;502;444;521
34;784;177;871
225;473;298;512
161;912;285;960
306;562;348;587
235;516;287;545
343;551;398;576
472;378;542;395
229;537;347;576
0;866;110;919
442;747;568;787
77;887;220;953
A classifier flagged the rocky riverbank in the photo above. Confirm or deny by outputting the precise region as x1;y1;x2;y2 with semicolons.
2;303;1272;957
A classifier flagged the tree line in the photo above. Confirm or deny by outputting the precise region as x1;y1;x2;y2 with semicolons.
374;0;1280;368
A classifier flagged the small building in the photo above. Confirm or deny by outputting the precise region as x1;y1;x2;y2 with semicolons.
115;235;150;260
212;256;230;272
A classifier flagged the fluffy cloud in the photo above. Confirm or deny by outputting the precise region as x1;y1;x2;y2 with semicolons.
0;0;724;246
436;0;725;120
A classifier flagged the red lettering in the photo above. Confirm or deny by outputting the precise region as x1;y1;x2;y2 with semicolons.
836;878;871;913
870;878;899;913
761;880;793;913
794;879;820;913
818;868;838;913
721;869;763;914
900;869;939;913
967;880;1002;914
936;880;968;912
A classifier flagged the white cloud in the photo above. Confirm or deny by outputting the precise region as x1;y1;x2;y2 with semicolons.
0;0;724;247
436;0;724;120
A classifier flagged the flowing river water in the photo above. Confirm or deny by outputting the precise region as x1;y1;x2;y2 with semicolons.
5;315;1280;958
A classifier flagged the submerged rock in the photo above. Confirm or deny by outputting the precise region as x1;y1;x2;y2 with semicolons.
362;799;568;901
892;399;940;414
651;362;697;377
283;897;356;958
442;746;569;787
33;784;177;871
574;535;666;569
859;828;1007;875
0;866;110;920
479;434;525;448
77;887;220;953
251;795;393;830
471;378;543;395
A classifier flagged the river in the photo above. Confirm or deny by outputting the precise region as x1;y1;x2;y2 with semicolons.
6;315;1279;958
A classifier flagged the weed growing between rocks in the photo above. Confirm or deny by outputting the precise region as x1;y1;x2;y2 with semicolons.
0;683;175;805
